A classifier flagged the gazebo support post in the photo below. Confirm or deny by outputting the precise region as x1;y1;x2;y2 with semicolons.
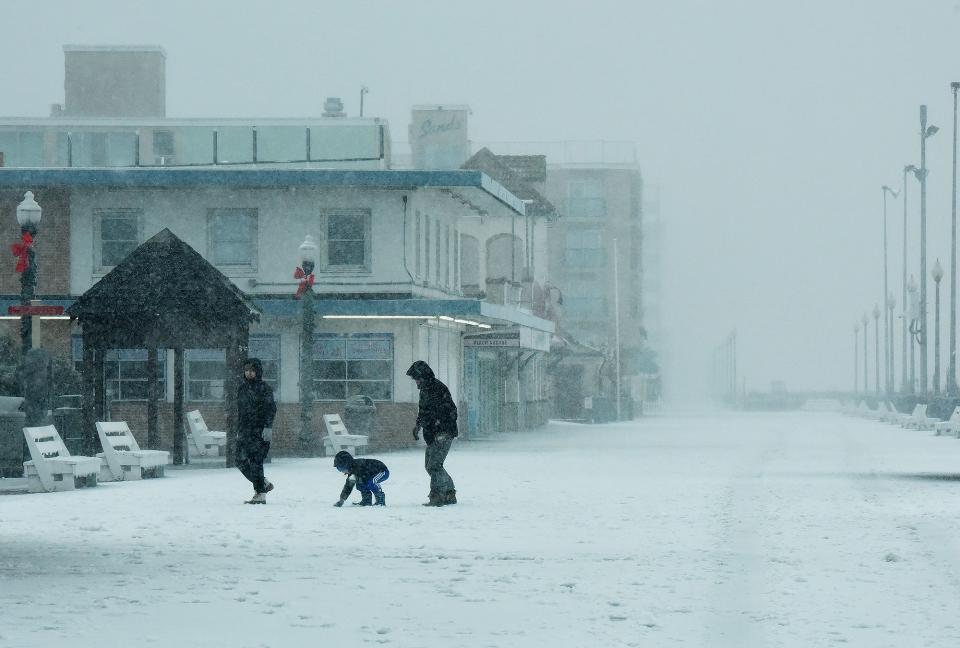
147;347;159;449
173;347;184;465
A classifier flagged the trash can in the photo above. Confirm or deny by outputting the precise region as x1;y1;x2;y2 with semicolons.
343;394;376;439
54;399;84;457
0;396;26;477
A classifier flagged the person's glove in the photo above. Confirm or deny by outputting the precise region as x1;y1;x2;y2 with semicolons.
262;427;273;443
412;426;420;441
333;499;344;507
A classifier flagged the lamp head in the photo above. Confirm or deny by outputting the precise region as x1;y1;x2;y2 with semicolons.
905;164;918;174
882;185;900;198
952;81;960;92
15;191;41;229
298;235;318;272
873;304;881;319
925;125;939;138
933;258;944;282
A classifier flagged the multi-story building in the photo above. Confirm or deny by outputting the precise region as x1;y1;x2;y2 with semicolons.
0;46;554;458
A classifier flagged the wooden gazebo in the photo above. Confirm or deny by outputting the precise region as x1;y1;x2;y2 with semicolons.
67;228;260;466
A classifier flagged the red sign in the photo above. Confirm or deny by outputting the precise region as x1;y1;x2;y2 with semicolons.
7;305;65;316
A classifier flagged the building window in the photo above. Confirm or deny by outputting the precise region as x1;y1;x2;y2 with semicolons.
312;334;393;401
208;208;258;270
185;335;279;402
95;208;141;271
564;229;606;267
72;338;166;401
320;209;371;272
444;224;451;287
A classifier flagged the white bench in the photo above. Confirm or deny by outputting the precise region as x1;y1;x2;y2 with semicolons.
96;421;170;481
185;410;226;459
933;406;960;436
902;404;938;430
322;413;369;456
22;424;101;493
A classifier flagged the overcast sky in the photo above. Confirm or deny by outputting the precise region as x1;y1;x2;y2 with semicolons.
2;0;960;398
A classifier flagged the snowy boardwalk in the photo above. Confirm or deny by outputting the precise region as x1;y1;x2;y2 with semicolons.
3;411;960;647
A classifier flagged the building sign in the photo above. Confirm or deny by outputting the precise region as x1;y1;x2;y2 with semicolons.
463;327;550;352
463;336;520;348
409;106;470;169
8;305;65;316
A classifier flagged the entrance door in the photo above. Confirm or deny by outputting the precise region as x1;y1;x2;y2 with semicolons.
478;351;502;434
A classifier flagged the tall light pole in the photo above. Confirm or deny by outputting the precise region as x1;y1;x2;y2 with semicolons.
888;292;896;394
14;191;41;358
902;164;918;392
882;185;900;394
873;304;881;395
908;274;919;392
854;322;860;394
612;238;622;421
919;104;939;394
862;312;869;395
360;86;369;118
949;81;960;395
295;235;318;456
933;259;944;393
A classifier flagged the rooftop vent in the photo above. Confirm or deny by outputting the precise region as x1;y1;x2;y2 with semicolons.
322;97;345;118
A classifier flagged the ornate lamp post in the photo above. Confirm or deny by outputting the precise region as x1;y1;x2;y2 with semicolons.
908;274;920;393
873;304;881;395
295;235;318;456
862;312;870;394
888;292;896;394
933;259;945;393
881;185;899;394
949;82;960;395
902;164;918;392
854;322;860;394
918;105;939;394
14;191;41;358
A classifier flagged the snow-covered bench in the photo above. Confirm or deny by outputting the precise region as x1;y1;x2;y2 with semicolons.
934;406;960;437
883;402;909;425
902;404;938;430
22;424;101;493
185;410;226;459
322;413;368;456
96;421;170;481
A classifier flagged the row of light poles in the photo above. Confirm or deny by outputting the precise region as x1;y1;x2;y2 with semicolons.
857;83;960;397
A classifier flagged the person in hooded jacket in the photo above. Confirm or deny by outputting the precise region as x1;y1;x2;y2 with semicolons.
237;357;276;504
406;360;458;506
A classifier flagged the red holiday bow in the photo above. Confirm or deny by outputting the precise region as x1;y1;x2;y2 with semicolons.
294;266;315;299
11;232;32;273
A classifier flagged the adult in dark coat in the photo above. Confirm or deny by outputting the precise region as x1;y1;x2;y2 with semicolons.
406;360;458;506
237;357;276;504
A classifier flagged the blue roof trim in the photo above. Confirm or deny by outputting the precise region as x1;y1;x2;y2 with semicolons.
0;296;554;333
0;168;524;213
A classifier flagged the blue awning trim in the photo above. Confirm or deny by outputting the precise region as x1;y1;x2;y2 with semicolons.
0;297;555;333
0;168;526;214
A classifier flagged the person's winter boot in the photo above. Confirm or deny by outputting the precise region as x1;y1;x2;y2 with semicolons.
443;490;457;505
264;481;274;493
353;491;373;506
374;490;386;506
422;490;444;507
245;492;266;504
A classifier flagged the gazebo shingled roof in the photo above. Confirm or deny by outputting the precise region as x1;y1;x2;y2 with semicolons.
69;228;260;466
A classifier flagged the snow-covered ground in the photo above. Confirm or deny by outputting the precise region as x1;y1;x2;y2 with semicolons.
3;411;960;647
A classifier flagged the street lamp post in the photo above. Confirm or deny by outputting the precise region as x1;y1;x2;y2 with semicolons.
949;81;960;395
882;185;900;394
888;292;896;393
919;104;939;394
933;259;945;393
862;312;869;394
908;275;919;392
360;86;369;118
854;322;860;394
873;304;881;396
14;191;41;358
902;164;918;393
295;235;318;456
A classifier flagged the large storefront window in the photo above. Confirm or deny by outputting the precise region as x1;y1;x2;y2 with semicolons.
186;335;280;401
312;334;393;401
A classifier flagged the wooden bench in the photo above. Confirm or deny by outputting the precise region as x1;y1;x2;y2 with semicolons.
96;421;170;481
185;410;227;459
322;413;369;456
22;424;101;493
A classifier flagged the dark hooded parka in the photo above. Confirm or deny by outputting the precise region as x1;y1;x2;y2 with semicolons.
237;357;276;452
406;360;458;444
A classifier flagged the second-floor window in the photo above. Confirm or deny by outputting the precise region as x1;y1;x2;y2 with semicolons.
564;229;605;268
208;208;258;270
95;208;141;271
321;209;371;272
